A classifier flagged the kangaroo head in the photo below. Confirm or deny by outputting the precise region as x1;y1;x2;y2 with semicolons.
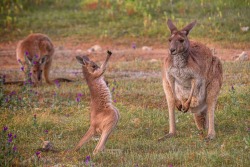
76;56;100;74
167;19;196;55
27;56;47;84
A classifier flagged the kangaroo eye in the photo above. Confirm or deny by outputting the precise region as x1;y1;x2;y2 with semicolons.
92;65;96;69
179;39;184;43
168;38;172;42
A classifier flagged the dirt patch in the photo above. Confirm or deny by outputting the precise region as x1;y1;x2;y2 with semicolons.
0;40;249;82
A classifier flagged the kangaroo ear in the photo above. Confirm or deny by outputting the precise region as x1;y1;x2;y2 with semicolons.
25;55;33;65
181;20;197;36
40;56;47;65
76;56;89;65
167;19;178;34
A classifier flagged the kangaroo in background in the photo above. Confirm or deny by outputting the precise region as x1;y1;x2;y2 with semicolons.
75;50;119;155
160;19;223;141
16;33;54;86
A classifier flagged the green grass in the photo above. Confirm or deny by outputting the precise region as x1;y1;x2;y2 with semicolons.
0;0;250;47
0;60;249;166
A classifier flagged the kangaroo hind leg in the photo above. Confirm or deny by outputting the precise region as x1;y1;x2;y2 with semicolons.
74;127;95;151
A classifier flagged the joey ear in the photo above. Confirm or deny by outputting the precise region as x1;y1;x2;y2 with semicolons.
82;55;90;62
181;20;197;36
76;56;89;65
167;19;178;34
76;56;84;65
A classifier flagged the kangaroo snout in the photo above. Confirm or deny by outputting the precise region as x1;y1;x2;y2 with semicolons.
170;48;176;54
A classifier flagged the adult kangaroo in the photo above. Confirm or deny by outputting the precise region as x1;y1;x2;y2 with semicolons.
160;19;223;141
16;33;54;86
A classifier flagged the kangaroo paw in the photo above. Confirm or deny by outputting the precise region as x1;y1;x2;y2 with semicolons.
175;100;182;111
181;102;190;113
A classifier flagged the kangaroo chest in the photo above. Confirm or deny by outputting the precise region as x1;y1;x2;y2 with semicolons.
169;66;194;89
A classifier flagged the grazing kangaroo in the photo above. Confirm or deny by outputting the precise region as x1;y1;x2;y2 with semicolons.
160;19;223;141
75;50;119;155
16;33;54;86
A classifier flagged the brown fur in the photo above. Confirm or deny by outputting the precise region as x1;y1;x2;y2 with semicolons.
160;20;223;141
74;51;119;155
16;33;54;86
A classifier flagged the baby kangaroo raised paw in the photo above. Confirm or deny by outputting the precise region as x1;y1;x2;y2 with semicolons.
158;133;175;142
107;50;112;56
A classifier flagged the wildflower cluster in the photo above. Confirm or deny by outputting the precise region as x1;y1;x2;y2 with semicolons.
76;93;83;103
84;155;94;167
0;126;19;166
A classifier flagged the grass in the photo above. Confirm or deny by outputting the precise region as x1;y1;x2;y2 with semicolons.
0;0;249;166
0;0;250;48
0;59;249;166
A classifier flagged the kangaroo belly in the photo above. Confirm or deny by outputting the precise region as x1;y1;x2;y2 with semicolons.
175;83;192;101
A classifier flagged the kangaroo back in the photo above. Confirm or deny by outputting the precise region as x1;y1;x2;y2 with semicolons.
16;33;54;86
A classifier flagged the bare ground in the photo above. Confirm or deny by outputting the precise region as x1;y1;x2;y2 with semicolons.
0;40;249;82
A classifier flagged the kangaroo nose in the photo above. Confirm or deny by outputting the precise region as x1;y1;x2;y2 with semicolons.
170;48;176;54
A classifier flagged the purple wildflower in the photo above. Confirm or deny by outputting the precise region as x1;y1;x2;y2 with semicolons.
76;97;81;102
13;146;17;152
169;165;173;167
132;42;136;49
33;61;37;65
3;126;8;132
111;87;115;93
54;80;60;88
28;72;32;77
20;66;24;71
85;155;91;165
29;80;34;85
25;51;29;55
8;137;13;143
77;93;83;97
14;134;17;138
10;91;16;96
113;99;117;103
35;54;38;59
36;151;41;158
8;133;13;143
44;130;48;134
8;133;12;138
5;97;9;103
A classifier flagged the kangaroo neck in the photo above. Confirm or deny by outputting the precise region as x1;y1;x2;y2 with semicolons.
172;50;189;68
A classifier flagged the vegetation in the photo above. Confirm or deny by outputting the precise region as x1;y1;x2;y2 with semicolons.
0;0;249;46
0;59;249;166
0;0;249;166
